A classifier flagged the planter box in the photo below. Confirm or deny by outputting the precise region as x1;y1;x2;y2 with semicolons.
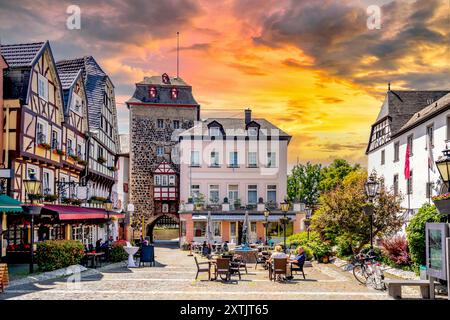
222;203;230;212
433;198;450;214
257;203;265;212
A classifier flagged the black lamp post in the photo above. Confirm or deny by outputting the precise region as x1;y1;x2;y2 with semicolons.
364;173;379;250
304;205;313;241
280;200;290;253
22;172;42;274
263;209;270;245
436;148;450;193
104;198;113;242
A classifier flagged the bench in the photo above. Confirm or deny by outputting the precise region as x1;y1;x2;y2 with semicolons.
0;263;9;293
384;279;431;299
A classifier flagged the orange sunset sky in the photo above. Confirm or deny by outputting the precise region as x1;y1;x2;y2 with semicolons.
1;0;449;169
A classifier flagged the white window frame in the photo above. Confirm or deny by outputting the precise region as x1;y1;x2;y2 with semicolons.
36;119;48;144
210;151;220;167
248;127;258;136
191;185;200;199
154;175;161;186
191;151;200;166
156;146;164;156
38;74;48;101
267;185;277;204
267;152;277;168
209;185;220;204
247;184;258;205
169;175;176;186
209;127;221;137
248;151;257;167
229;151;238;167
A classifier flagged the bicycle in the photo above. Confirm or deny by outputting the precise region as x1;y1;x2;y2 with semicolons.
351;252;386;291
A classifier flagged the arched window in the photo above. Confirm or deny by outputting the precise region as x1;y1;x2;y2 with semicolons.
171;88;178;99
149;87;157;98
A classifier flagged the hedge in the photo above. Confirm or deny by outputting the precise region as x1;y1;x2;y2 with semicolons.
36;240;85;272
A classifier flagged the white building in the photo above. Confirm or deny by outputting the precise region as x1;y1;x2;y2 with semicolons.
367;89;450;215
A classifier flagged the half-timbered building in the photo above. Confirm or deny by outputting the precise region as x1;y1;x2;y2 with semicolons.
2;41;65;201
56;57;120;208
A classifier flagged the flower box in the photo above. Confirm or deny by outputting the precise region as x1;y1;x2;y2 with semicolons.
38;143;51;150
432;198;450;214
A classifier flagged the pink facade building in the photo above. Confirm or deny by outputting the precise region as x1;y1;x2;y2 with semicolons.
178;109;305;245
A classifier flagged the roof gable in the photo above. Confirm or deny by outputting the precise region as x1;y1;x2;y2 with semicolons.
154;160;176;174
0;42;46;68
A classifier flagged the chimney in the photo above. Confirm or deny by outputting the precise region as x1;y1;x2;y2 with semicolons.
245;108;252;125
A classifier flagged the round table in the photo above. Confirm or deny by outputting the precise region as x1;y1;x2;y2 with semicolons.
123;246;139;268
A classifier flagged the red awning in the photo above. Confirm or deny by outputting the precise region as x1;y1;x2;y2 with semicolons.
42;205;107;221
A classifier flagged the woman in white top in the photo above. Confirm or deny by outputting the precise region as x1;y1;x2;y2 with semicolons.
268;245;287;263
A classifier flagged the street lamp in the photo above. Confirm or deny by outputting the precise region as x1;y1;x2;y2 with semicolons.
304;205;313;240
364;173;379;250
104;198;113;241
436;148;450;192
263;209;270;245
280;200;290;253
22;172;42;274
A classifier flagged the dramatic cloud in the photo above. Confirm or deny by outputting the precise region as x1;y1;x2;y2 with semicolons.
0;0;448;167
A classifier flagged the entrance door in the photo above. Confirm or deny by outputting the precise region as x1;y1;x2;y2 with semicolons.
228;185;239;210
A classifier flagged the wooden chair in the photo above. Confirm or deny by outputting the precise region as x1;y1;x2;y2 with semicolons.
254;252;268;270
139;245;155;267
270;258;287;281
216;258;241;282
194;256;211;281
290;261;306;279
233;254;248;274
0;263;9;293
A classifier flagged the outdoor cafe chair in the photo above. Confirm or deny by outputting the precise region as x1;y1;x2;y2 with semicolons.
139;245;155;267
269;258;288;281
216;258;241;282
194;256;211;281
233;255;248;274
254;252;268;270
290;260;306;279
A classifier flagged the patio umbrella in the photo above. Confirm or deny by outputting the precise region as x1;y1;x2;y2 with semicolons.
205;211;214;245
241;210;253;247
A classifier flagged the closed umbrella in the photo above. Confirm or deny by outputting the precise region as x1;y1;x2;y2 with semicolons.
206;211;214;245
242;210;253;247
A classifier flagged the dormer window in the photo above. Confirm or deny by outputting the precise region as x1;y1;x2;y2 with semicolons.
209;127;221;137
171;88;178;99
149;87;157;98
162;73;171;84
248;127;258;136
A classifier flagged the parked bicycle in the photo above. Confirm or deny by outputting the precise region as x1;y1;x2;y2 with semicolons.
351;251;386;291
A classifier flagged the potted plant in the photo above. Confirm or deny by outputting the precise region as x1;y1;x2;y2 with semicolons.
107;166;118;171
77;159;88;166
432;193;450;214
44;194;58;203
69;155;81;162
53;148;65;156
38;143;51;150
234;198;241;208
97;156;106;164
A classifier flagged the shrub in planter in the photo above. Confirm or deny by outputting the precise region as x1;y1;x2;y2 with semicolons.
77;160;88;166
36;240;85;272
110;240;128;262
44;194;58;202
406;203;442;267
380;235;410;266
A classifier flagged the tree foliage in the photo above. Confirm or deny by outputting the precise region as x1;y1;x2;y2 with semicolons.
319;159;360;193
406;203;442;266
311;170;404;252
287;162;322;205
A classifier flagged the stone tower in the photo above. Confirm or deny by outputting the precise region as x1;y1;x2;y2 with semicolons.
126;74;200;239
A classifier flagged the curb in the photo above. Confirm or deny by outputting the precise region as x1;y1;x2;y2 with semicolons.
7;261;127;288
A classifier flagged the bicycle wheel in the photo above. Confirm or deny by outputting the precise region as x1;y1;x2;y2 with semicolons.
352;265;368;284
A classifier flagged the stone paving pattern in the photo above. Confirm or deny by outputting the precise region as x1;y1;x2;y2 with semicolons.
0;245;427;300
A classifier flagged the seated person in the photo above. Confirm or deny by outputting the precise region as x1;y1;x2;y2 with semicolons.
222;241;229;252
267;237;275;247
286;246;306;279
268;245;287;264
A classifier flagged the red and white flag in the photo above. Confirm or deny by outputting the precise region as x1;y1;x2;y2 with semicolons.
404;144;410;180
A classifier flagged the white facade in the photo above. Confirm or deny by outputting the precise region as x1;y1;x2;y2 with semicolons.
368;93;450;213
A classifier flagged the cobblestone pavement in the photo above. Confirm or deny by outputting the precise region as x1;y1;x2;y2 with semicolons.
0;244;416;300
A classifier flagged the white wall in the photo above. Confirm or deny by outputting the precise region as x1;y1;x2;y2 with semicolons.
368;110;450;212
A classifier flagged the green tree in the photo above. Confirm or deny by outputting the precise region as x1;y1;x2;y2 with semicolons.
319;159;360;193
406;203;442;267
287;162;322;205
312;170;404;252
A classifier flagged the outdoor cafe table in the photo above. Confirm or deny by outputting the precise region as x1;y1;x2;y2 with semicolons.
85;252;104;268
123;246;139;268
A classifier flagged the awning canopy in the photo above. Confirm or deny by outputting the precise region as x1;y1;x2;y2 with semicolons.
0;195;23;213
42;205;109;221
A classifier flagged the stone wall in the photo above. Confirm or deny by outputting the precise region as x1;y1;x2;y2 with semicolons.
129;105;197;235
